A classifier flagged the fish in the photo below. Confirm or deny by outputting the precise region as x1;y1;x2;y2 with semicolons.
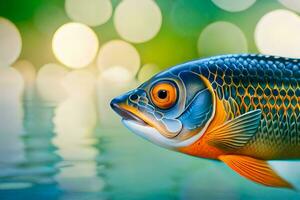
110;54;300;189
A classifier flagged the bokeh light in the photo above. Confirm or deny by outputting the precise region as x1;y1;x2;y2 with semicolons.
97;40;140;80
62;70;96;97
85;63;99;77
0;66;24;162
198;21;248;57
100;66;132;83
65;0;112;27
137;63;161;82
278;0;300;13
53;97;97;142
114;0;162;43
0;17;22;66
0;66;24;99
12;60;36;87
0;66;25;166
211;0;256;12
255;9;300;58
53;88;100;192
52;22;99;69
36;63;68;102
53;70;97;142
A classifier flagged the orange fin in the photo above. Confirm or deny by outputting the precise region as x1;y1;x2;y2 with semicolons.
207;110;261;151
219;155;294;189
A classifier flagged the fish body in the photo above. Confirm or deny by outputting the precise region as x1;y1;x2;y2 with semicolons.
176;54;300;160
111;54;300;189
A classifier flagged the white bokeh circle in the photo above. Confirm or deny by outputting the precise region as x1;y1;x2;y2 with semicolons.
100;66;132;83
211;0;256;12
97;40;140;81
255;9;300;58
0;17;22;65
65;0;112;27
114;0;162;43
198;21;248;57
0;66;24;98
62;70;96;96
36;63;69;102
278;0;300;13
52;23;99;69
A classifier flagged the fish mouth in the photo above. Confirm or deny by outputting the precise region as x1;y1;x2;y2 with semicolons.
110;102;148;126
110;98;179;139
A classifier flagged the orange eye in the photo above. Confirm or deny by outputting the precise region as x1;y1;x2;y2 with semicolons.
150;82;177;109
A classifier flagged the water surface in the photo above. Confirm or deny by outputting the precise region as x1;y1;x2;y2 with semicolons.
0;96;300;200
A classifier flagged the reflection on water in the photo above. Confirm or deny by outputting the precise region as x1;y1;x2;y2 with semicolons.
53;71;106;199
0;67;25;166
1;84;300;200
0;96;61;199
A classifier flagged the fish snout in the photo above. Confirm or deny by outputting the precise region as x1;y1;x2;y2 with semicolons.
110;90;148;125
110;89;146;115
110;95;126;115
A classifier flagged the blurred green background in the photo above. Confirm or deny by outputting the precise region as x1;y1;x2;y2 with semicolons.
1;0;300;200
0;0;294;69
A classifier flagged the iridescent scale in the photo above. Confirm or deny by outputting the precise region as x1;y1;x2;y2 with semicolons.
170;54;300;159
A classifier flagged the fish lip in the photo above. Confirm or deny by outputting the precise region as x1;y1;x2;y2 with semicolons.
111;102;148;126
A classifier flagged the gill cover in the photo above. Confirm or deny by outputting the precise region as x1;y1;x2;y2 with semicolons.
177;71;214;131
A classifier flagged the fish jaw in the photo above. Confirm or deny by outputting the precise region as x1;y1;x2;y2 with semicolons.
122;119;176;150
110;96;168;146
122;119;210;150
111;100;148;126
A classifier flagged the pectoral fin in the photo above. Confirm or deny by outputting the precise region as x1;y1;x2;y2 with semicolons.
207;109;261;151
219;155;293;189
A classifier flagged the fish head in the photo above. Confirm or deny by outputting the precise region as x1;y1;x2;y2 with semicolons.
110;68;215;150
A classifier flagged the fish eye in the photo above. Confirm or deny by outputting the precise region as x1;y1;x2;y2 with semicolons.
150;81;177;109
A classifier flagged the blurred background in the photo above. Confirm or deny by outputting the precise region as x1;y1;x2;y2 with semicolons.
1;0;300;199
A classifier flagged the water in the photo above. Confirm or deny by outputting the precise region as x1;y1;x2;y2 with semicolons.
1;96;300;200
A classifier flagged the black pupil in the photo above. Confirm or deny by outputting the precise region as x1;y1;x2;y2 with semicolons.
158;90;168;99
130;94;138;101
